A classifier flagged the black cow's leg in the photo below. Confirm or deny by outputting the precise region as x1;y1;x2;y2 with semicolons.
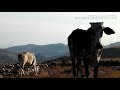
94;63;99;78
84;60;90;78
85;65;90;78
94;49;102;78
76;58;80;77
76;58;84;78
71;57;76;78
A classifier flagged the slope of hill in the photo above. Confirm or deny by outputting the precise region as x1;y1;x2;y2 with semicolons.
102;46;120;58
104;42;120;48
2;42;120;63
0;49;18;64
5;43;69;59
0;48;51;63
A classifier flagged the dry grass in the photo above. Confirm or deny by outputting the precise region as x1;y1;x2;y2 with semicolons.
1;58;120;78
101;57;120;61
98;66;120;78
1;66;73;78
2;65;120;78
37;66;72;78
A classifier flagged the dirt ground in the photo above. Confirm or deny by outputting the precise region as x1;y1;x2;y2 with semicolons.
1;65;120;78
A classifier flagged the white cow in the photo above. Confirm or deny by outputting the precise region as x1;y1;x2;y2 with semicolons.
18;52;38;77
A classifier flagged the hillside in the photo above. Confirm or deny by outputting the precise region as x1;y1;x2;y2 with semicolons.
102;46;120;58
104;42;120;48
0;48;50;64
1;42;120;64
0;49;18;64
5;43;69;58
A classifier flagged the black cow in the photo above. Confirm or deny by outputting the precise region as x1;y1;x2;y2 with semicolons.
68;22;115;78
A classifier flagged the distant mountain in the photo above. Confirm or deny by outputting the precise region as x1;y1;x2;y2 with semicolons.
2;42;120;64
104;42;120;48
5;43;69;61
0;48;50;64
102;46;120;58
35;53;47;61
0;49;18;64
46;52;70;61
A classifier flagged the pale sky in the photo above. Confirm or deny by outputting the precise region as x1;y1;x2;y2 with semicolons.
0;12;119;49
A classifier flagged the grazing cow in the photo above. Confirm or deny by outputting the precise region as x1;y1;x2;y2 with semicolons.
68;22;115;78
18;52;38;77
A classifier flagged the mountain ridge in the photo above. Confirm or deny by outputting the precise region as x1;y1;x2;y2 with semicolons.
104;41;120;48
1;42;120;64
5;43;69;56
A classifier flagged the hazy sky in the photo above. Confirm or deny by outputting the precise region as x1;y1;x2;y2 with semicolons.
0;12;119;48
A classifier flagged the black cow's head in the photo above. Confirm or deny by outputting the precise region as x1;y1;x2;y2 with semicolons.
88;22;115;49
89;22;115;38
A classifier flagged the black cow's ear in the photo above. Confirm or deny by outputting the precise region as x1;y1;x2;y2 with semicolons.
103;27;115;35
